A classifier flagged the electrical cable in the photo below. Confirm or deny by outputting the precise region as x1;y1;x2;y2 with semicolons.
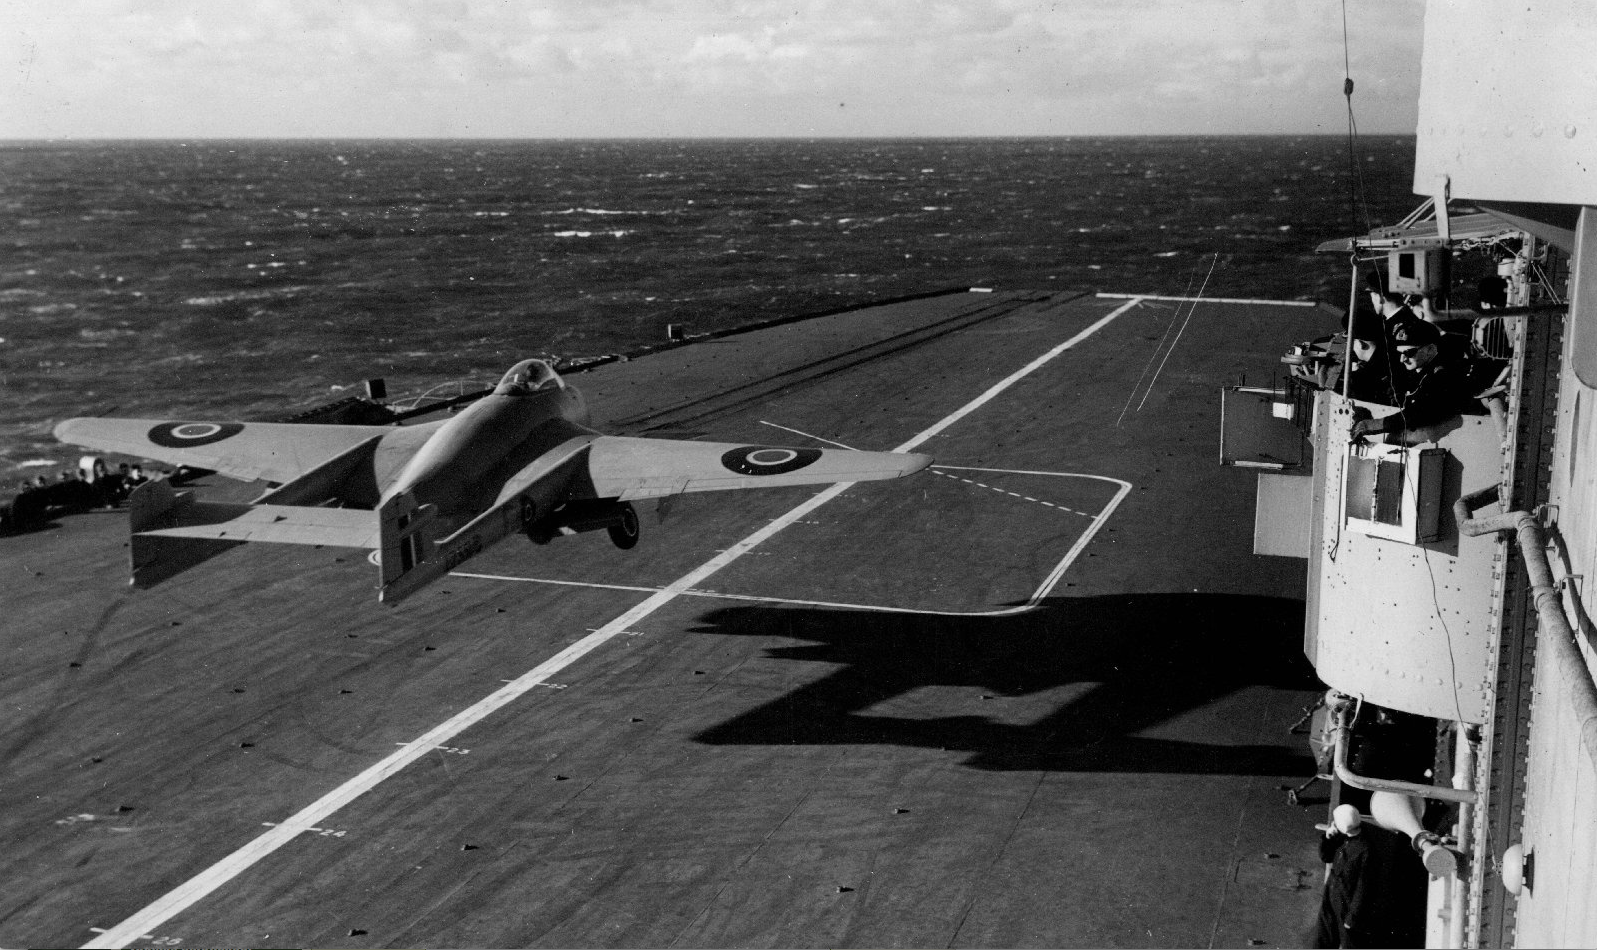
1341;0;1469;728
1407;446;1471;725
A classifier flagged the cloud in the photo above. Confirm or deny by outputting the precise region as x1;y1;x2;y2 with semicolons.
0;0;1424;137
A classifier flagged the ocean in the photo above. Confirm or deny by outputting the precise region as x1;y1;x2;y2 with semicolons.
0;137;1418;477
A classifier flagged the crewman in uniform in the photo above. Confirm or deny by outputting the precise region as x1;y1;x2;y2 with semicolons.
1315;804;1372;948
1351;320;1509;439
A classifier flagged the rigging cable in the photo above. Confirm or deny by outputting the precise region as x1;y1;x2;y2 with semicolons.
1114;272;1197;427
1341;0;1374;239
1135;253;1220;414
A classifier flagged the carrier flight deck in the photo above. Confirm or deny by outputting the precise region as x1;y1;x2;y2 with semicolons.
5;288;1331;948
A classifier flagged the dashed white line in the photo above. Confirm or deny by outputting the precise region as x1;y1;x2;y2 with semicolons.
930;468;1096;517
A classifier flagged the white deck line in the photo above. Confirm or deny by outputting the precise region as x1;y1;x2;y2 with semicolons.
81;296;1139;949
456;469;1132;618
1094;292;1319;307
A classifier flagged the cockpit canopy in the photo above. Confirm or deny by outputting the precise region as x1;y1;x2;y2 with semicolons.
493;359;564;396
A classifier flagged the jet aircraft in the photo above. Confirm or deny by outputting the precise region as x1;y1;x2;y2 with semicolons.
54;359;932;603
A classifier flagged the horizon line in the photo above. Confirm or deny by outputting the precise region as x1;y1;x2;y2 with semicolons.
0;131;1421;144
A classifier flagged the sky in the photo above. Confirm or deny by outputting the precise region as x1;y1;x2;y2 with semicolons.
2;0;1426;139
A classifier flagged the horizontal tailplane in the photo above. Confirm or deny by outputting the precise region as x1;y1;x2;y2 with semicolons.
127;480;380;589
127;479;244;588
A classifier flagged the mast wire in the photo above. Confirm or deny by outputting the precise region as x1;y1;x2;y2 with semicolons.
1136;253;1219;414
1114;272;1196;427
1342;0;1374;240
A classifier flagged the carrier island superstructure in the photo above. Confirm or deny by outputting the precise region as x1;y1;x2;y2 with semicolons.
1230;3;1597;946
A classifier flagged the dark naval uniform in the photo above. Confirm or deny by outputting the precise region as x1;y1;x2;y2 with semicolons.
1314;829;1373;948
1315;825;1428;948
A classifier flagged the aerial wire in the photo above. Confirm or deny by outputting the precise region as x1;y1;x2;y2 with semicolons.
1341;0;1373;239
1135;252;1219;413
1341;0;1468;726
1114;271;1197;427
1339;0;1361;403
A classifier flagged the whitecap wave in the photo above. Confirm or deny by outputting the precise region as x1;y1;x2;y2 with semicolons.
79;327;135;342
184;286;309;305
554;207;653;216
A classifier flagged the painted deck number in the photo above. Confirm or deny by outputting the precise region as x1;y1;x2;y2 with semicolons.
90;928;181;945
395;743;471;754
260;821;348;837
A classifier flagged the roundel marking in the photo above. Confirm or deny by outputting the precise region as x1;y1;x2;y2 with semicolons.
720;445;823;476
148;421;246;448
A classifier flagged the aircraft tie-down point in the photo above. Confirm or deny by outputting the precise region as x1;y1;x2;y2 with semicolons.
54;359;932;603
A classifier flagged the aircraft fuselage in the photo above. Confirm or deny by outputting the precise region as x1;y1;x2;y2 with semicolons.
380;380;590;531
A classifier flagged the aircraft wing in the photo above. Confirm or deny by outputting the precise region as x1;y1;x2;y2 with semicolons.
584;436;932;501
53;417;409;484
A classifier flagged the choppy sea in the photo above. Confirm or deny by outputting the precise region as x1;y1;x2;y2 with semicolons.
1;137;1418;477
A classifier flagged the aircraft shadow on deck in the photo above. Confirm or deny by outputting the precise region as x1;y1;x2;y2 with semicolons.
689;593;1319;776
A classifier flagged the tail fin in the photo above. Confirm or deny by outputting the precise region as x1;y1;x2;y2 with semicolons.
377;489;532;604
376;491;443;604
127;479;243;588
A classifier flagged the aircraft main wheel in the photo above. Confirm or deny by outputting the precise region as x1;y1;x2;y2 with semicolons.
608;502;640;550
522;498;555;543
